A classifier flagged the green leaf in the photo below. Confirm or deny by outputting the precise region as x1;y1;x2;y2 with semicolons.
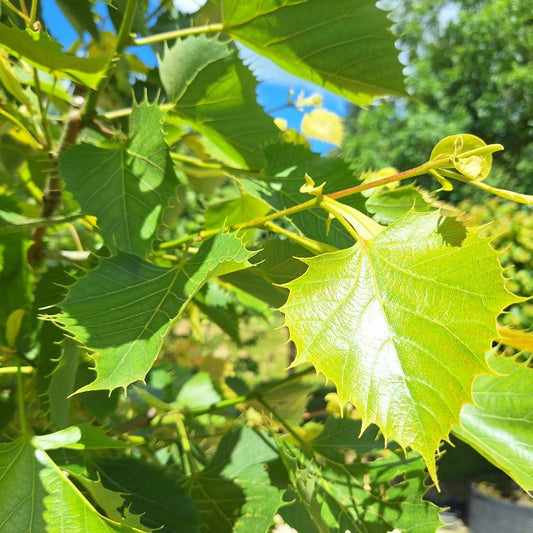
366;184;433;225
94;457;199;533
205;192;271;231
281;210;521;482
59;233;253;392
37;447;146;532
172;372;221;410
60;100;178;257
0;24;110;89
67;472;150;532
222;236;312;307
160;35;279;169
0;438;143;533
279;417;442;532
258;142;367;249
192;425;285;532
0;438;47;533
221;0;406;105
194;284;241;344
54;0;99;40
33;423;130;451
453;352;533;492
45;335;81;428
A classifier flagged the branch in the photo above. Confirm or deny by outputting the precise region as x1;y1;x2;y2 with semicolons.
133;23;224;46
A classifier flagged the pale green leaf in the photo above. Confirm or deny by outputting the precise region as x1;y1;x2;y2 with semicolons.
205;192;271;230
281;210;521;482
0;438;47;533
60;100;178;257
172;372;221;410
301;108;344;146
33;423;130;451
365;184;433;225
279;417;443;533
0;24;110;89
453;352;533;492
221;0;406;105
59;233;253;392
160;35;279;169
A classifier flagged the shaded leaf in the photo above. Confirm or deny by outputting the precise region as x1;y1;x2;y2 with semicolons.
60;100;177;257
95;457;199;533
160;35;279;169
221;0;406;105
37;447;146;532
192;425;285;532
279;417;443;532
281;210;520;481
365;184;433;224
0;24;110;89
453;352;533;492
59;233;253;392
258;142;367;249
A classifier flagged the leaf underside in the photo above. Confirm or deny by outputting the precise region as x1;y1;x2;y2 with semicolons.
281;210;520;481
221;0;407;105
453;351;533;492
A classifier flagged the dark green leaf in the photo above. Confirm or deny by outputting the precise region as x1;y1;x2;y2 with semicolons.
279;417;443;532
222;0;406;105
59;233;253;392
160;35;279;169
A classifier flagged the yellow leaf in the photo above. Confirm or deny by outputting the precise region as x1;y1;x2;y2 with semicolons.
301;108;344;146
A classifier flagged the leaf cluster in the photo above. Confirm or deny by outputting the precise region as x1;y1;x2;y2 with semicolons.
0;1;531;532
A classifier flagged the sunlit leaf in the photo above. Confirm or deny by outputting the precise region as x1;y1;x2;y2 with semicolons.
453;352;533;492
281;210;521;481
59;233;253;392
301;108;344;147
0;24;110;89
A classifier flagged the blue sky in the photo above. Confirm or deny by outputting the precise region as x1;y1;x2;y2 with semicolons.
41;0;350;153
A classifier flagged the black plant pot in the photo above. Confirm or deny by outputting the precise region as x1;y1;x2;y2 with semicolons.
468;482;533;533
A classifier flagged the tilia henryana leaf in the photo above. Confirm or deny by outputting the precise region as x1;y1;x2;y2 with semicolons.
218;0;406;105
0;24;110;89
0;438;147;533
60;100;177;257
58;233;253;392
281;210;521;482
453;351;533;492
159;35;279;170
